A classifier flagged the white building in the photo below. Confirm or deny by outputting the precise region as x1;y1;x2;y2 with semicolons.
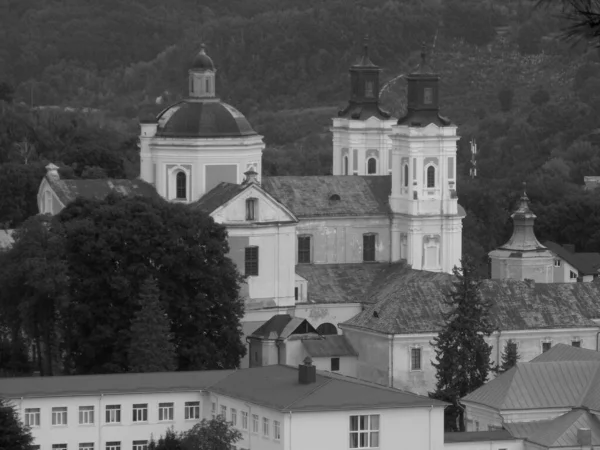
543;241;600;283
1;359;447;450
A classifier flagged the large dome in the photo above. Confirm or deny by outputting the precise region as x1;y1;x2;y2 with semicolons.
156;100;257;138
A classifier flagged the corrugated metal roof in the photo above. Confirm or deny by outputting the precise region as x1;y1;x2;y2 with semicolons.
302;335;358;357
531;343;600;363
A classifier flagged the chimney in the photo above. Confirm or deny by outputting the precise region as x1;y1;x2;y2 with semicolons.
564;244;576;254
243;169;259;185
578;428;592;449
45;163;60;180
298;356;316;384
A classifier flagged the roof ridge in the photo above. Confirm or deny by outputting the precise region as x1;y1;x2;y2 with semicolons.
282;377;334;411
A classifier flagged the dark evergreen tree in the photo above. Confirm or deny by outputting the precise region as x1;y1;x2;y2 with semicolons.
430;258;494;432
0;398;35;450
127;277;177;373
499;340;520;373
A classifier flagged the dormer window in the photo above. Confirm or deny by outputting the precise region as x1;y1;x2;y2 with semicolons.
176;171;187;199
246;198;257;221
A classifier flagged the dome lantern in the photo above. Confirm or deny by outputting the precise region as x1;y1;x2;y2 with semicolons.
189;44;216;98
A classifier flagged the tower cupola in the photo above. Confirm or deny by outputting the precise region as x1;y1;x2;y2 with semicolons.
398;45;452;127
338;36;391;120
189;44;216;98
498;184;546;252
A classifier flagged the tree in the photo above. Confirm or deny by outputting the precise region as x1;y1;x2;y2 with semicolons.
430;258;494;432
182;417;242;450
58;193;246;374
498;87;514;112
530;88;551;106
537;0;600;46
0;82;14;103
498;340;520;373
149;427;183;450
0;398;35;450
127;277;177;373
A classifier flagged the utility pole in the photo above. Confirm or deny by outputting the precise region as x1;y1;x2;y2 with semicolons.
470;138;477;178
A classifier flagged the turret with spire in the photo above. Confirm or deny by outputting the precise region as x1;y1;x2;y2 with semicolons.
489;183;555;283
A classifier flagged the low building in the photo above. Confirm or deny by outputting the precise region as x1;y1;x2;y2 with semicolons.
444;430;522;450
1;359;447;450
544;241;600;282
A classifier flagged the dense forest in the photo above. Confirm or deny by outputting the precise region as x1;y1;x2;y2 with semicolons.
1;0;600;272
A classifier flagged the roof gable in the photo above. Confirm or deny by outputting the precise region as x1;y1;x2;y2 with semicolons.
250;314;317;340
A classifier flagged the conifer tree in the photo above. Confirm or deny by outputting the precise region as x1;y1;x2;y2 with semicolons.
430;258;494;432
127;277;177;373
499;340;520;373
0;398;35;450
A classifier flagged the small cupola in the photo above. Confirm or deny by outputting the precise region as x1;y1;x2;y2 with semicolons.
499;183;546;252
243;169;259;185
398;44;452;127
45;163;60;180
298;356;317;384
189;44;216;99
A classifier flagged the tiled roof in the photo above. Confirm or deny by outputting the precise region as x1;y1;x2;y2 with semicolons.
0;370;234;398
262;175;391;217
0;229;14;249
209;365;447;412
544;241;600;275
47;176;158;206
444;430;516;443
343;276;600;334
295;262;449;304
302;335;358;357
531;343;600;363
506;409;600;447
250;314;317;340
191;182;246;214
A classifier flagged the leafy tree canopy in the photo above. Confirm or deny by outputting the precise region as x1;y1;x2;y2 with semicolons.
0;398;35;450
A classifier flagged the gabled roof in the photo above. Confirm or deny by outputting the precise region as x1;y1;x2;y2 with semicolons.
531;343;600;363
544;241;600;275
250;314;317;340
302;335;358;357
343;275;600;334
191;182;245;214
262;175;391;217
46;176;158;206
506;409;600;447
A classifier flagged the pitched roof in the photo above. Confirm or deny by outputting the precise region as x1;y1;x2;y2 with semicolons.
208;365;447;412
302;335;358;357
191;182;245;214
544;241;600;275
262;175;391;217
47;176;158;206
444;430;516;443
343;276;600;334
250;314;317;340
531;343;600;363
506;409;600;447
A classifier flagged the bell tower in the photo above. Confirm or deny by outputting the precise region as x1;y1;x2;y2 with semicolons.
331;37;396;176
389;46;463;273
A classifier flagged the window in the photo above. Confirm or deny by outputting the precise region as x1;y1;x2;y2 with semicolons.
231;408;237;426
475;420;480;431
554;259;561;267
427;165;436;188
252;414;259;433
185;401;200;420
570;270;578;279
132;441;148;450
295;287;299;300
331;357;340;371
246;198;256;221
132;404;148;422
542;341;552;353
573;340;582;348
349;414;380;449
52;445;67;450
242;411;248;429
105;405;121;423
411;347;422;371
176;171;186;199
263;417;269;437
367;158;377;175
403;164;409;187
363;234;376;262
52;407;67;426
206;79;210;93
274;420;281;440
220;405;227;418
424;87;433;104
79;444;94;450
212;402;216;419
298;236;311;264
79;406;94;425
365;81;374;98
245;246;259;276
159;402;174;421
25;408;40;427
344;156;349;175
106;443;121;450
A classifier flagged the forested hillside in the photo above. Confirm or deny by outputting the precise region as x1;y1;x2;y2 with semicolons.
1;0;600;271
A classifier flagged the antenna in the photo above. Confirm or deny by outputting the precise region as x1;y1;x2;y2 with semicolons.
470;138;477;178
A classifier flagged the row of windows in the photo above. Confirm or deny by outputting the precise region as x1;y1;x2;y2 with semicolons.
38;442;149;450
343;157;379;175
24;402;201;427
211;403;281;441
297;234;377;264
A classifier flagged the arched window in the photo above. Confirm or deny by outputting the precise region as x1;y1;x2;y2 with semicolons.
176;171;187;199
367;158;377;175
206;78;210;93
317;323;338;335
427;165;436;188
403;164;409;187
344;156;349;175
